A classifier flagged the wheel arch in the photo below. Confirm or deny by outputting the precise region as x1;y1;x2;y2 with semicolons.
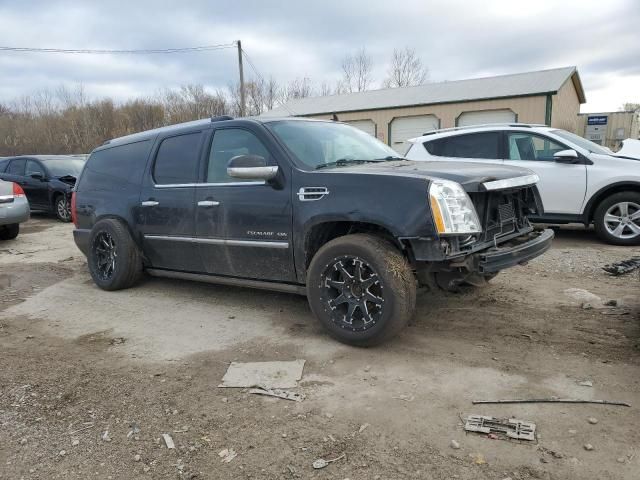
302;220;402;271
92;214;144;253
584;182;640;222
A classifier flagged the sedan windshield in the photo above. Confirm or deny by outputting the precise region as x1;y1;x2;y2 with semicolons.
552;129;611;155
44;158;86;177
267;120;402;170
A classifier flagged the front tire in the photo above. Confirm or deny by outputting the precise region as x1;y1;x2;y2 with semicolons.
307;234;416;347
54;194;71;222
88;218;142;291
0;224;19;240
594;192;640;245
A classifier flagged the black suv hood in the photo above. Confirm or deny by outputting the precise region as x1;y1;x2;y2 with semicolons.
330;160;536;192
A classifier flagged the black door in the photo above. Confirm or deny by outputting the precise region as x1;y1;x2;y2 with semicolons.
195;127;294;282
2;158;26;187
24;159;50;208
137;131;206;272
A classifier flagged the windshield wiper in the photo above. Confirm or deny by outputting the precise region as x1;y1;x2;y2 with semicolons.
315;158;384;170
373;155;407;161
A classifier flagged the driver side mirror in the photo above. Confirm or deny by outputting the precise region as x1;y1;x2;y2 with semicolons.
30;172;45;181
227;155;278;181
553;149;579;163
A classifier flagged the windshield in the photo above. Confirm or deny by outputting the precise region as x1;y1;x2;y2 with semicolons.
45;158;86;177
267;120;401;170
551;129;611;155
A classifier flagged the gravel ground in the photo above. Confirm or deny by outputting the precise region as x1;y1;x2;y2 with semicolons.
0;217;639;480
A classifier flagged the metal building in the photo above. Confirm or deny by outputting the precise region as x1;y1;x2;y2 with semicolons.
264;66;586;154
576;111;640;150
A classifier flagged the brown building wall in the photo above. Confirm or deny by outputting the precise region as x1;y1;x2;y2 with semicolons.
551;80;580;132
309;95;548;144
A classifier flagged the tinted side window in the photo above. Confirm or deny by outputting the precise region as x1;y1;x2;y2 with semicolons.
0;159;9;172
425;132;500;159
7;159;26;175
80;140;152;191
153;132;203;185
207;129;270;183
507;133;566;161
26;160;45;177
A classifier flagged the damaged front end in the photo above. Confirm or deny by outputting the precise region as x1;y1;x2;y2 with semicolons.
407;176;554;290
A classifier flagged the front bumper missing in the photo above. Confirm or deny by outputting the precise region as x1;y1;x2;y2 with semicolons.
476;228;554;274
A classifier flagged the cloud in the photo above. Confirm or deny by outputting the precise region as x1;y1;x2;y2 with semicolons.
0;0;638;112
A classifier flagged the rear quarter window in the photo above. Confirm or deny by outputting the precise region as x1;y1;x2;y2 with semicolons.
425;132;500;159
80;140;152;191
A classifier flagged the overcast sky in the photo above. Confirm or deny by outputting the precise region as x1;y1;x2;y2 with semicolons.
0;0;638;113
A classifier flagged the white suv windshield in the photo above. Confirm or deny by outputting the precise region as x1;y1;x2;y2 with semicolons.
268;120;400;170
552;129;610;155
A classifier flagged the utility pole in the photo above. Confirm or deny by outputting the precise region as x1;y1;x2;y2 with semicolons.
237;40;245;117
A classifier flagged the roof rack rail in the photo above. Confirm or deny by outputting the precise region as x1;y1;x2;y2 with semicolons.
418;122;548;137
211;115;234;123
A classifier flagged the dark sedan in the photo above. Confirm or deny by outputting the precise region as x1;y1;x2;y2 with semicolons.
0;155;87;222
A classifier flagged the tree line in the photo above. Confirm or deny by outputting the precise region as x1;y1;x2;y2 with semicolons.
0;47;427;155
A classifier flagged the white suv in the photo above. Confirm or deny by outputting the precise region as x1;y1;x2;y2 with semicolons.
406;124;640;245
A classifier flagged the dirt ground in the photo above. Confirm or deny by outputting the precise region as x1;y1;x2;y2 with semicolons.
1;216;639;480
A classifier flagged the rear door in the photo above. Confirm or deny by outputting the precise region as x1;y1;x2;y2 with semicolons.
138;131;206;272
195;126;294;282
502;131;586;214
24;159;49;208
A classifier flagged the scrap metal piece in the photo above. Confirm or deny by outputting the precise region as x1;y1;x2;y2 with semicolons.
603;257;640;276
248;388;305;402
472;398;631;407
219;360;305;389
464;415;536;441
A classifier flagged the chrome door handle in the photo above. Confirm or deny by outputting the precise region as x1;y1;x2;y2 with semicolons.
141;200;159;207
197;200;220;207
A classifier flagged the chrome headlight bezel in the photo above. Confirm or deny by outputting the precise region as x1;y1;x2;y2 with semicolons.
429;179;482;235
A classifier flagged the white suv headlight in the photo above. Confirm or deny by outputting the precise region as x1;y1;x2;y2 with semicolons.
429;179;482;235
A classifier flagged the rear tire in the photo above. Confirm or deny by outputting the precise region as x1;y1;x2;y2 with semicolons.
0;224;19;240
593;192;640;245
88;218;142;291
307;234;416;346
54;194;71;222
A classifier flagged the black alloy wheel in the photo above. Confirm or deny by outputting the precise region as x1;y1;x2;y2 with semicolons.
320;256;385;332
93;231;117;281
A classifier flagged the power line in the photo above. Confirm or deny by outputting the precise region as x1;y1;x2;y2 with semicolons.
241;48;295;116
0;43;236;54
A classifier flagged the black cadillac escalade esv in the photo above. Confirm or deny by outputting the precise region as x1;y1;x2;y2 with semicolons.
72;116;553;346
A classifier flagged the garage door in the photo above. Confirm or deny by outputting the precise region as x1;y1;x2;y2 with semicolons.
457;109;516;127
345;119;376;136
390;115;439;154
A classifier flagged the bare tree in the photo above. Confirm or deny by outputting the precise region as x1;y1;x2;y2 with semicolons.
341;48;373;93
383;47;429;88
620;102;640;112
283;77;314;101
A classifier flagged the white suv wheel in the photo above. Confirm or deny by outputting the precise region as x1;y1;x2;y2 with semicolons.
603;201;640;239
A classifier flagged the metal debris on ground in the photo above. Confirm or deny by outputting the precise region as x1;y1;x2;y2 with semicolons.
603;257;640;276
578;380;593;387
219;360;305;389
162;433;175;449
471;398;631;407
464;415;536;441
248;388;305;402
312;453;345;469
218;448;237;463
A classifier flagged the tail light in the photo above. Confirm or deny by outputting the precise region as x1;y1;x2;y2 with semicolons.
71;191;78;227
12;183;25;197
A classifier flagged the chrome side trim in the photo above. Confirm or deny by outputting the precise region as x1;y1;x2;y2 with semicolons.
154;181;265;189
146;268;306;296
144;235;289;249
297;187;330;201
482;174;540;191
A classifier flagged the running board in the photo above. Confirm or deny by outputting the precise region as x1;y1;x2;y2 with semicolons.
146;269;307;296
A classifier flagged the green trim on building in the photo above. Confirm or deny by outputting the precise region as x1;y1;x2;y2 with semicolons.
545;94;553;126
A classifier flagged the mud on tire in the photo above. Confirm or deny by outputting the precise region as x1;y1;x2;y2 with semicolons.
88;218;143;291
307;233;416;347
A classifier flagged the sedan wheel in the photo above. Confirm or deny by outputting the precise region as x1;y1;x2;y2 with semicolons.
55;195;71;222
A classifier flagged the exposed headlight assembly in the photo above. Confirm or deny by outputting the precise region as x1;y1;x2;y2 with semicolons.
429;179;482;235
